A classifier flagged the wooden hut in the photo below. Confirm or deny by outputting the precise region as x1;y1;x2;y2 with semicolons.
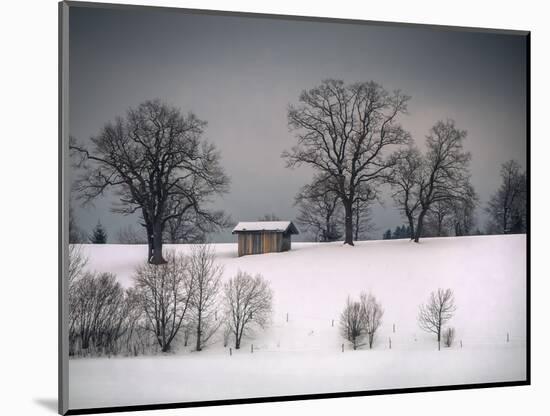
232;221;299;257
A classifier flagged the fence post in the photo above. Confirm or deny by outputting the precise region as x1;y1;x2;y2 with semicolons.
229;347;232;356
286;313;289;323
507;332;510;343
389;337;392;349
393;323;395;333
341;343;344;353
251;344;254;353
460;340;463;348
331;319;334;327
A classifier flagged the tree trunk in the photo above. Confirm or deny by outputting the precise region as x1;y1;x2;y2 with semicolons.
354;200;359;241
343;200;354;246
146;231;153;263
195;313;202;352
407;213;415;240
150;220;166;264
414;209;427;243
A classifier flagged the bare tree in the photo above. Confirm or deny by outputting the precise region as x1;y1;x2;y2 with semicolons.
415;120;473;242
68;245;88;355
283;79;410;245
295;175;343;242
70;271;127;354
120;287;155;356
133;251;195;352
340;292;383;350
71;99;230;264
394;121;472;243
340;296;366;350
444;327;455;348
450;183;478;236
486;160;527;234
224;271;273;349
362;292;384;349
188;244;223;351
423;200;454;237
68;244;88;285
388;147;423;239
418;288;457;350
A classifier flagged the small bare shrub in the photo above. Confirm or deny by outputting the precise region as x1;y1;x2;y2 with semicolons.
444;327;455;348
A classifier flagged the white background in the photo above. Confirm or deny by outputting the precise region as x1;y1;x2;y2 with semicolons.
0;0;546;415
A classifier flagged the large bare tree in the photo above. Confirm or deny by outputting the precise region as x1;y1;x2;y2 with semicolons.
486;160;527;234
71;100;230;264
283;79;410;245
224;271;273;349
418;288;456;350
133;251;195;352
413;120;472;242
391;121;473;242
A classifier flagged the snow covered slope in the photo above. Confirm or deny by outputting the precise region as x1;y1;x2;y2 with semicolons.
70;235;527;409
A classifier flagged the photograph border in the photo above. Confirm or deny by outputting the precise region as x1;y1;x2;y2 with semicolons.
58;1;531;414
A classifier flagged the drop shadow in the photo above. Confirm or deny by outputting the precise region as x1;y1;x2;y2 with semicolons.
34;398;58;413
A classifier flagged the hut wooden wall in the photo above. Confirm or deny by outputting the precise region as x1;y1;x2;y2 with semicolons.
237;232;285;256
281;233;291;251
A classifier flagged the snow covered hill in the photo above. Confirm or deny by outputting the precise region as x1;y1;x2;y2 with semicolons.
70;235;527;409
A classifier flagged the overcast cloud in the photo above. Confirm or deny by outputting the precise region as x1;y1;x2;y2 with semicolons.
69;6;527;242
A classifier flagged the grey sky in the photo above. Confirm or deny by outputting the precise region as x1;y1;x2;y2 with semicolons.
69;5;527;243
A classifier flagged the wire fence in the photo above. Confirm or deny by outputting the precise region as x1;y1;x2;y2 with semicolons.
224;311;527;355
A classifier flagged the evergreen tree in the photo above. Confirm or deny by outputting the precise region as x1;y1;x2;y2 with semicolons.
383;229;392;240
90;221;108;244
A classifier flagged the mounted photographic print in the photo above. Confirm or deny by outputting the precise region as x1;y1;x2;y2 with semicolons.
59;1;530;414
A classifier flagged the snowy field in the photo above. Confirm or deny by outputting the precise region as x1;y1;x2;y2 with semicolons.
69;235;527;410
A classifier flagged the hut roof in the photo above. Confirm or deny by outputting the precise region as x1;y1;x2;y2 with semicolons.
232;221;299;235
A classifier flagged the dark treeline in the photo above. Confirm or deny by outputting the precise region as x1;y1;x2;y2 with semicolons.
69;81;526;264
